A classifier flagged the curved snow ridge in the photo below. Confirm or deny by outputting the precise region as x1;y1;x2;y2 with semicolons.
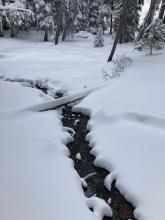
86;196;113;220
85;115;165;220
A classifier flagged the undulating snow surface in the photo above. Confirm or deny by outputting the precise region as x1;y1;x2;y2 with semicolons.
0;30;165;220
0;33;132;93
75;49;165;220
0;80;101;220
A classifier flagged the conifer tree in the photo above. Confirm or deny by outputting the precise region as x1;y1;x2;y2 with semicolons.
136;0;159;42
74;0;90;32
94;26;104;47
136;19;165;55
88;0;100;34
113;0;142;43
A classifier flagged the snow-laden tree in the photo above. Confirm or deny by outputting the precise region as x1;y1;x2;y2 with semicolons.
101;0;114;34
35;0;54;41
113;0;142;42
158;0;165;20
74;0;90;32
136;19;165;54
136;0;160;42
94;26;104;47
62;0;78;40
0;0;34;37
88;0;101;34
0;0;4;36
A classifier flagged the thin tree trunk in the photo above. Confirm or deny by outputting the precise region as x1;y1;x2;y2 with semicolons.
62;20;70;41
136;0;158;42
55;0;63;45
158;0;165;19
44;29;48;42
110;14;113;35
62;28;67;41
0;19;4;37
150;42;153;55
110;1;114;35
163;14;165;23
11;25;17;38
107;0;128;62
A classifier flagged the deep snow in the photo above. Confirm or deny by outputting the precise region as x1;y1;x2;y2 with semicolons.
0;24;165;220
75;48;165;220
0;80;103;220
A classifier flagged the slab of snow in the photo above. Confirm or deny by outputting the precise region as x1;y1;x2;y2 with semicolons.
75;50;165;220
0;80;44;113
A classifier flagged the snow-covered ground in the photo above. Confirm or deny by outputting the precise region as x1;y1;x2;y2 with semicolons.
0;28;165;220
0;80;104;220
0;32;132;93
75;48;165;220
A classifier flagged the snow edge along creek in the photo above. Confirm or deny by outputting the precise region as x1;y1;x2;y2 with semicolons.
1;78;137;220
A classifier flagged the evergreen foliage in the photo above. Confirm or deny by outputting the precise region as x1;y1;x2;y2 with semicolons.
94;26;104;47
136;19;165;54
113;0;142;43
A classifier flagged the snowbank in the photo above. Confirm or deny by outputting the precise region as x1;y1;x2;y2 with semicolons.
75;50;165;220
0;80;97;220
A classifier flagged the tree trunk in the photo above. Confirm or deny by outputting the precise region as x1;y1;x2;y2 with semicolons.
110;1;114;35
0;19;4;37
136;0;158;42
110;14;113;35
55;0;63;45
62;28;67;41
163;14;165;23
11;25;17;38
62;20;70;41
150;42;153;55
44;29;48;42
158;0;165;19
107;0;128;62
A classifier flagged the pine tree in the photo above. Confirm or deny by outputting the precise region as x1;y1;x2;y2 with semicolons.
74;0;90;32
136;19;165;55
88;0;100;34
1;0;34;37
0;0;4;36
94;26;104;47
158;0;165;20
136;0;159;42
102;0;114;35
62;0;78;41
107;0;129;62
35;0;54;41
113;0;142;43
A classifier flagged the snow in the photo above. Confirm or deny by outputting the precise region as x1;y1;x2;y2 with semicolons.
0;80;98;220
76;152;82;160
75;49;165;220
0;27;165;220
0;80;44;113
86;196;112;220
0;32;131;94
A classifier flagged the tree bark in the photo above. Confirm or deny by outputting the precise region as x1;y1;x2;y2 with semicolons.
163;14;165;23
158;0;165;19
107;0;128;62
110;14;113;35
0;19;4;37
55;0;63;45
11;25;17;38
109;1;114;35
136;0;158;42
150;42;153;55
44;29;48;42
